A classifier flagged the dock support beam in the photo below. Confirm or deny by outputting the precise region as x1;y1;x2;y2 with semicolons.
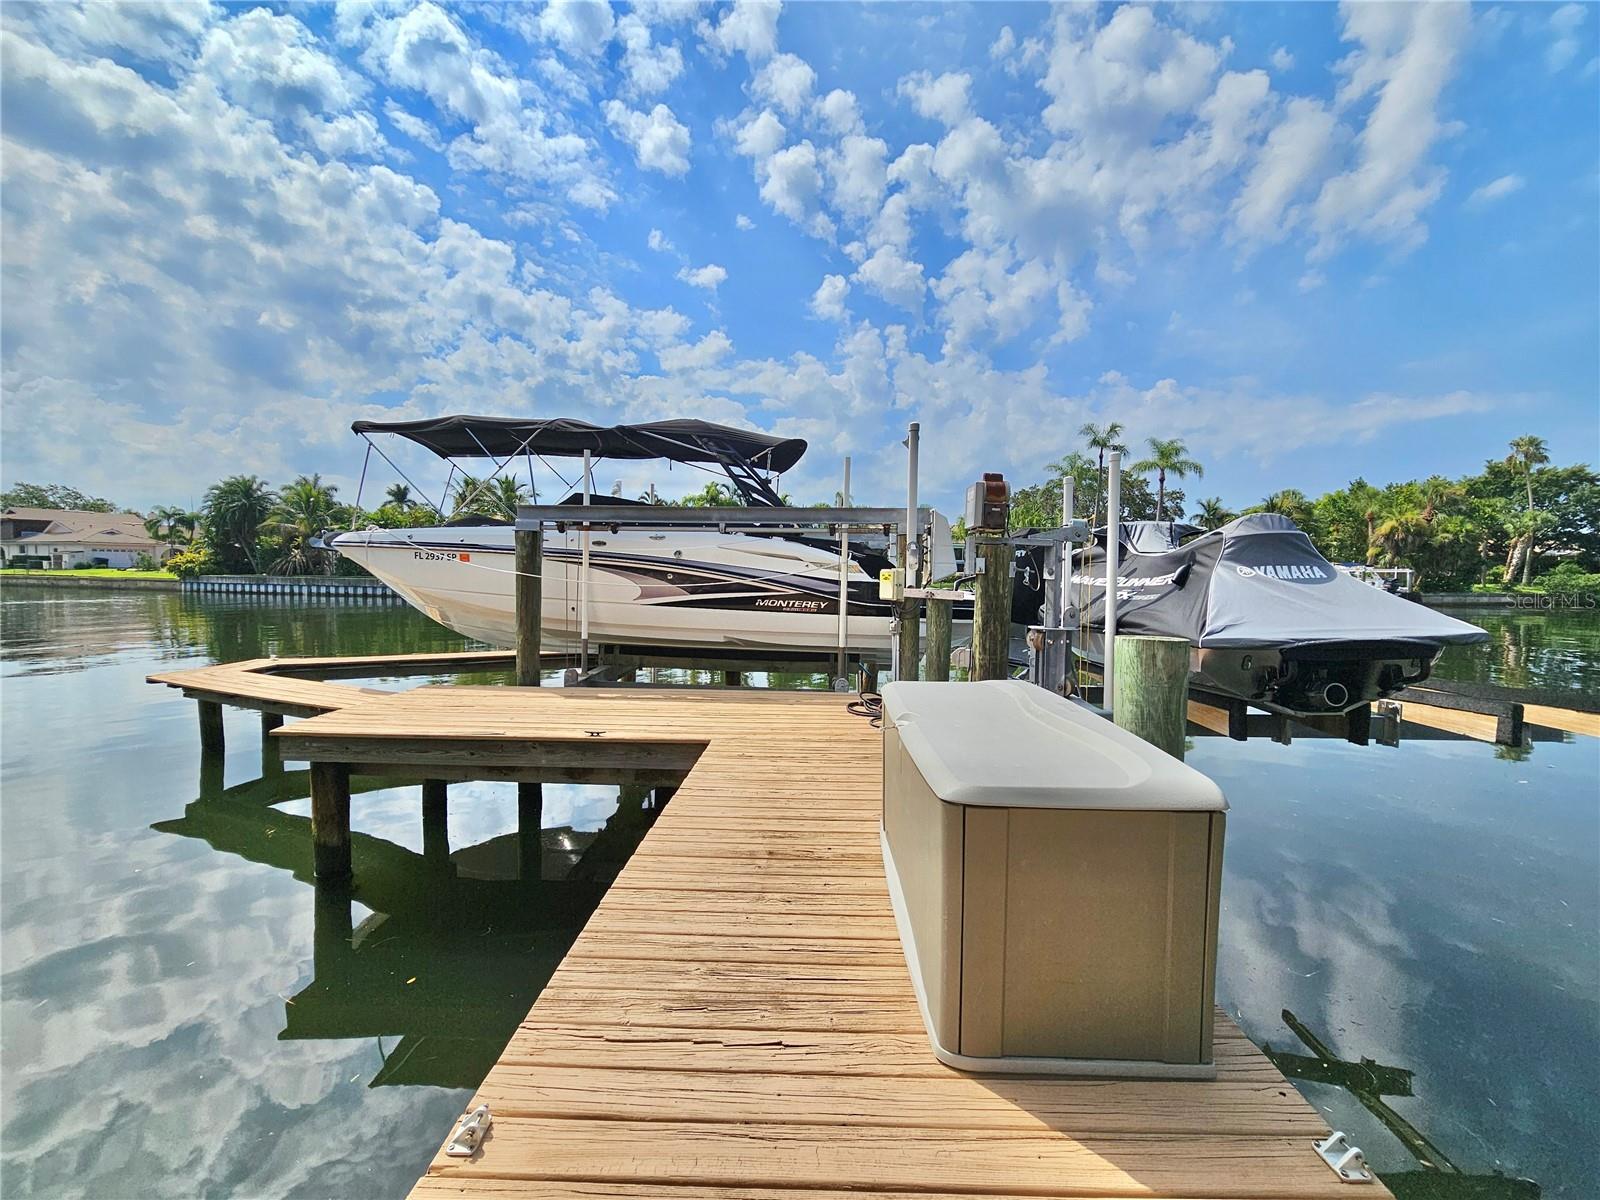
518;781;543;881
515;527;542;687
1113;635;1190;760
309;762;352;882
925;595;952;682
971;535;1013;681
198;700;225;755
422;779;450;868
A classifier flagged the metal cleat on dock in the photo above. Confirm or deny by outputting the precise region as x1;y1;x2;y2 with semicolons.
1313;1131;1373;1184
445;1104;492;1157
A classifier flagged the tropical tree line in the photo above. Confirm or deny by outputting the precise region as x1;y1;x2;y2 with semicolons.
160;472;543;577
1008;429;1597;592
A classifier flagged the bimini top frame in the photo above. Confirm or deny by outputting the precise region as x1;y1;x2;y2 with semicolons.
351;415;807;508
514;504;919;533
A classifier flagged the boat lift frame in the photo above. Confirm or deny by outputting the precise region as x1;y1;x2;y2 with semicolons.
514;503;933;683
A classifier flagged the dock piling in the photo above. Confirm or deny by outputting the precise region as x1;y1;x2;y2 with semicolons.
260;712;284;774
971;535;1013;681
422;779;450;869
1112;634;1191;759
309;761;353;882
518;781;543;881
514;527;542;686
198;700;225;755
924;595;952;682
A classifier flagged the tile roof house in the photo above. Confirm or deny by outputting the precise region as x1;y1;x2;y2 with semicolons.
1;508;169;569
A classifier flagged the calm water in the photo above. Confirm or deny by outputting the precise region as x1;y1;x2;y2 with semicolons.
1;591;1596;1199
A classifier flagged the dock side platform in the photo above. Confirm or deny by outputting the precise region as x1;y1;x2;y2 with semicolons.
245;682;1382;1200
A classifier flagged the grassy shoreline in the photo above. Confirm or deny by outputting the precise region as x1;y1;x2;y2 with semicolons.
1;568;177;580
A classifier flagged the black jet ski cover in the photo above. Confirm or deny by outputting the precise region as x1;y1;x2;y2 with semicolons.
1070;513;1488;649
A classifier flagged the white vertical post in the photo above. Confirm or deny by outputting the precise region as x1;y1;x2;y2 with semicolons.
1060;476;1075;627
905;422;920;585
580;449;592;666
835;457;852;685
1104;450;1121;712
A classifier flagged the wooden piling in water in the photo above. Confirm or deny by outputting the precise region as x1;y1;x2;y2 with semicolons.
198;699;225;754
514;527;542;687
971;535;1012;681
896;599;921;682
924;595;952;682
260;712;284;775
309;761;352;882
723;670;743;688
518;781;543;881
422;779;450;869
1113;635;1191;759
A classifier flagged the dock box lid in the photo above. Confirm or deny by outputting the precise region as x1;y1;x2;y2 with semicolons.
880;680;1225;812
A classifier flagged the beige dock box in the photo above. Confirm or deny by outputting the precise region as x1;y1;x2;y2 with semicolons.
880;679;1226;1079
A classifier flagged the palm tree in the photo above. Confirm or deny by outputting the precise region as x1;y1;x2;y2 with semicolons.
1418;475;1458;524
143;505;196;554
1049;451;1098;520
1078;421;1125;523
1131;438;1204;522
1372;510;1433;588
1505;435;1549;513
678;481;739;507
1195;498;1235;530
485;476;530;519
384;483;414;509
263;475;342;575
202;475;277;573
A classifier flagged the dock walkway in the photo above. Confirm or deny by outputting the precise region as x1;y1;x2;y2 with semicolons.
248;682;1375;1200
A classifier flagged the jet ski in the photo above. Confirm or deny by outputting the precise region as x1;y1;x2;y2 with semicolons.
1056;513;1488;719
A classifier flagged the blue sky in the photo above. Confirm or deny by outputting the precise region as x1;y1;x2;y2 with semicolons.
2;0;1596;516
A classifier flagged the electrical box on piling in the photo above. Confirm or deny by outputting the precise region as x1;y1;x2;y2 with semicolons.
963;473;1010;534
879;679;1227;1078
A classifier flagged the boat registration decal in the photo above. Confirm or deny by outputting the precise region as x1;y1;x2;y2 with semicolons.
412;550;471;562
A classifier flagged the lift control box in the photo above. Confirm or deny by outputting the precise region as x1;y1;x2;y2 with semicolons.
878;568;904;601
964;473;1010;533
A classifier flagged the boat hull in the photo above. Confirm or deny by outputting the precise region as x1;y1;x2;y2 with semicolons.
332;526;898;653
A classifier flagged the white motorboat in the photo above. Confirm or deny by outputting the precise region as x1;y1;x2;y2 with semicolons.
330;416;955;653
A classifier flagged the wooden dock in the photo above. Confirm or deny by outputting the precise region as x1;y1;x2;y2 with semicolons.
143;666;1365;1199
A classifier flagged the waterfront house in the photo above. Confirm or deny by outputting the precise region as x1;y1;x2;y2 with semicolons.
0;507;168;569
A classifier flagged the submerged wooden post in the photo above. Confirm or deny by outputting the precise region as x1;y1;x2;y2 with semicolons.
309;761;352;882
518;781;543;881
924;595;952;682
422;779;449;868
198;700;225;754
971;535;1013;681
1112;635;1190;759
312;881;353;977
260;712;284;775
515;526;542;687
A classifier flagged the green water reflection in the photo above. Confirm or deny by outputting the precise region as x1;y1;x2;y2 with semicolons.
1;591;1595;1199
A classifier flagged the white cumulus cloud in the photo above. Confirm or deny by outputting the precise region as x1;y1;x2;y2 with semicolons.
677;263;728;291
604;99;691;176
897;70;971;126
809;274;849;321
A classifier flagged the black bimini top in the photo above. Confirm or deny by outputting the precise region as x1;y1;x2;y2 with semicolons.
351;415;807;473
